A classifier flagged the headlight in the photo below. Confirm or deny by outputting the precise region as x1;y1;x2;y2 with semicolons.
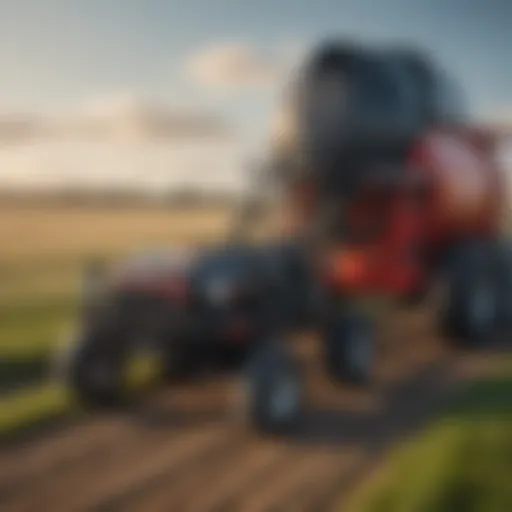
205;277;234;305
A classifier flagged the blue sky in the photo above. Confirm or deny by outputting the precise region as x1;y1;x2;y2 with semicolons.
0;0;510;193
0;0;510;122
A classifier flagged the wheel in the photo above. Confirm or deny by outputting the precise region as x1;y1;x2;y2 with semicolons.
240;341;303;435
491;239;512;334
439;241;499;346
57;328;128;408
323;310;375;385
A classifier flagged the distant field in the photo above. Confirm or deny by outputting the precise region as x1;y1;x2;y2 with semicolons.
0;203;232;264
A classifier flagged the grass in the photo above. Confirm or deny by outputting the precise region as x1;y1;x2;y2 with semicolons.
347;366;512;512
0;349;163;442
0;384;75;441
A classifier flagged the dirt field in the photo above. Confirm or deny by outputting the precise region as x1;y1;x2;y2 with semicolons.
0;306;504;512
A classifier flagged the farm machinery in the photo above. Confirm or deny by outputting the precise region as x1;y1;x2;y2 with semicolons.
270;40;511;347
59;229;314;433
59;40;511;434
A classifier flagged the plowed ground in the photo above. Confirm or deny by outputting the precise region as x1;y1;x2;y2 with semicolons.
0;307;505;512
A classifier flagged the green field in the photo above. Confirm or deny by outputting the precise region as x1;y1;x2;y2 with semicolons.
0;203;232;436
347;364;512;512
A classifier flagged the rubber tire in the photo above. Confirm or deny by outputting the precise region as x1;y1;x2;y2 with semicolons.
439;241;499;347
490;239;512;334
323;311;375;385
63;330;128;408
242;342;303;436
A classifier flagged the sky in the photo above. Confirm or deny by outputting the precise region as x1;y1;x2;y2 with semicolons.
0;0;510;192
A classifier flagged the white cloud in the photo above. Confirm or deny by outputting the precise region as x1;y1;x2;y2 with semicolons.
0;138;249;195
185;44;276;89
477;106;512;132
0;92;249;195
0;93;232;144
184;41;309;90
0;114;41;143
477;107;512;160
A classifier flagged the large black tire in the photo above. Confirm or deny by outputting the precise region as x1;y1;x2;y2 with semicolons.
240;342;303;435
491;239;512;334
439;241;499;347
323;310;375;385
59;329;128;408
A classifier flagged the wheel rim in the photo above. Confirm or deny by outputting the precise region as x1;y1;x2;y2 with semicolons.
268;373;299;422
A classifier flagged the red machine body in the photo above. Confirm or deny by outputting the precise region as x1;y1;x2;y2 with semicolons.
323;128;504;298
272;40;508;305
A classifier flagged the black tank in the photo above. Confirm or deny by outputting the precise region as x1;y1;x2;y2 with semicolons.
270;40;468;198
